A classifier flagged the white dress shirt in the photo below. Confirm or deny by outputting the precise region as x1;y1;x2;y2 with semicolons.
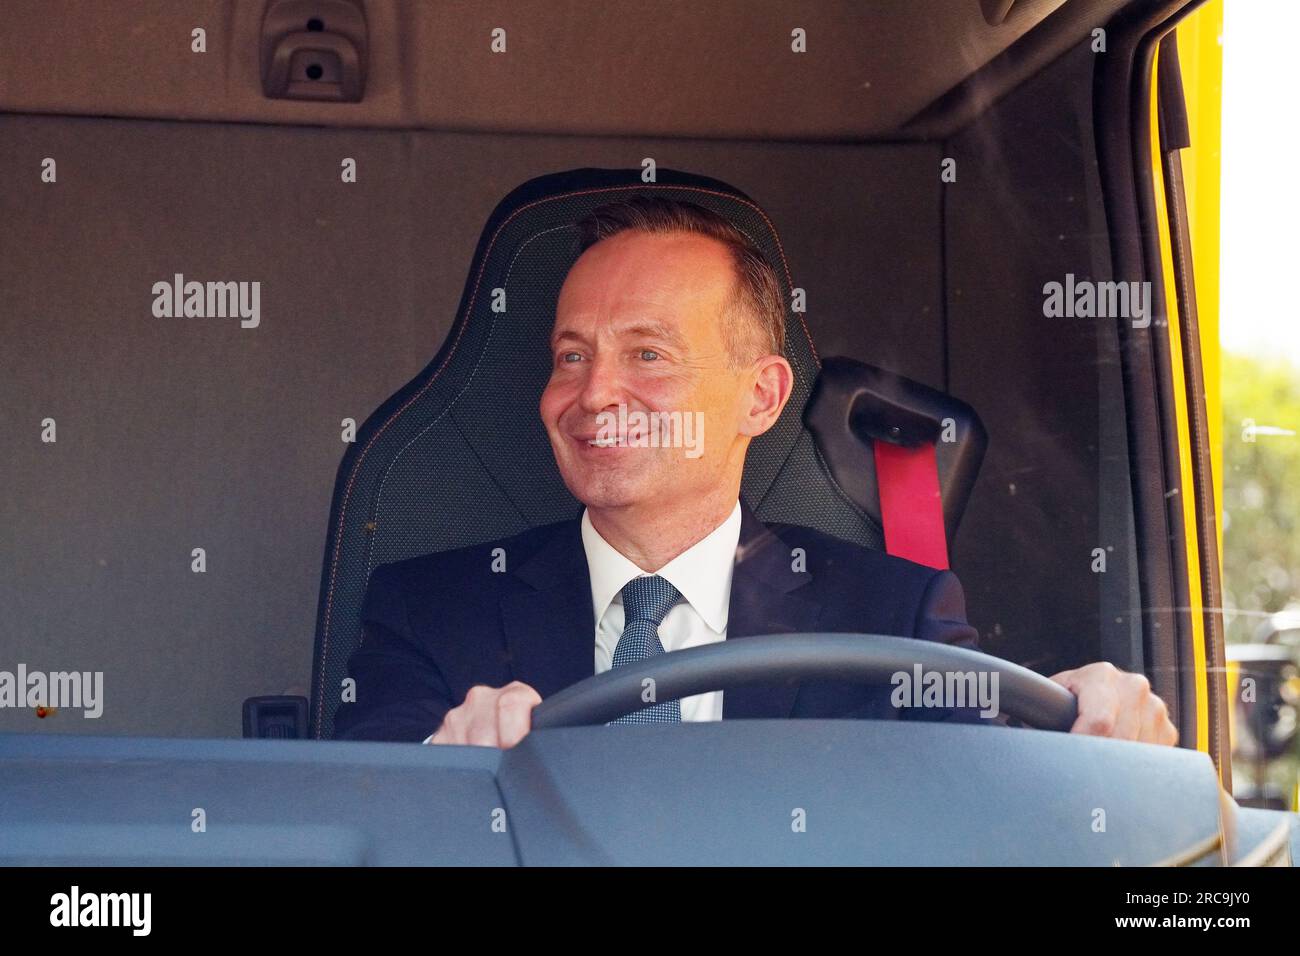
423;501;742;742
582;501;741;722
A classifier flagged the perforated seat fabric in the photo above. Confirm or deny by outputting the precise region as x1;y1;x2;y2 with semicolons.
310;167;883;739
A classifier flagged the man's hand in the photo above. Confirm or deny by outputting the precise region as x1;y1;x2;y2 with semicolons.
1049;662;1178;746
428;681;542;748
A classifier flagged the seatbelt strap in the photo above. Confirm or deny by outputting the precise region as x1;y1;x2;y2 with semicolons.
872;441;949;570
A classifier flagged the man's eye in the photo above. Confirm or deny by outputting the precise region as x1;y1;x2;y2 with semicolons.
559;352;583;364
639;349;660;361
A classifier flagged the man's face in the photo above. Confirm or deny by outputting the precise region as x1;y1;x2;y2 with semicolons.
540;231;760;513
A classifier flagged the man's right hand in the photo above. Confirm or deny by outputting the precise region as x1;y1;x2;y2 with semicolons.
428;681;542;748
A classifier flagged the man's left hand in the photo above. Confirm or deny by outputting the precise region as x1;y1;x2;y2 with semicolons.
1048;662;1178;746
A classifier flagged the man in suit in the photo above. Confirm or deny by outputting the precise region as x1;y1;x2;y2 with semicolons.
333;196;1178;749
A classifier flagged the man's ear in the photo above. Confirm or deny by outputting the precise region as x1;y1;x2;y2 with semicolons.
739;355;794;437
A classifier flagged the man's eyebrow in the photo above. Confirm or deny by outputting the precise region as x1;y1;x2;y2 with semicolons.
623;322;686;348
550;323;686;349
550;328;588;350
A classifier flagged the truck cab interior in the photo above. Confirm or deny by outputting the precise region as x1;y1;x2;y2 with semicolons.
3;0;1293;867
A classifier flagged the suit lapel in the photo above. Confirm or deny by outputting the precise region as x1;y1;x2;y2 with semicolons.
500;518;597;699
723;500;821;719
500;502;821;718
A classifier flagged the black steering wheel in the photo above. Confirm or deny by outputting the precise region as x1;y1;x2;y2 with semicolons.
530;633;1078;731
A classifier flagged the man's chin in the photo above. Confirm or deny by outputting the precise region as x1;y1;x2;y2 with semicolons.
560;471;652;512
567;484;644;512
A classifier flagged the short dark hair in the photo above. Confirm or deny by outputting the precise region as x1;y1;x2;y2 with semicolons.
574;195;786;364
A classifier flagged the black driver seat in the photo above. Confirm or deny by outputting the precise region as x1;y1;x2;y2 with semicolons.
289;166;984;740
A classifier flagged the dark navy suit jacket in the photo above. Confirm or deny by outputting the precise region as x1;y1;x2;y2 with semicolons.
333;499;998;741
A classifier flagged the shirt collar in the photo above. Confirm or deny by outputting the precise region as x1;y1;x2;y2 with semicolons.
580;501;742;634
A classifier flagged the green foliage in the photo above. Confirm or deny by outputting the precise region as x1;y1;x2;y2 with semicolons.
1221;351;1300;642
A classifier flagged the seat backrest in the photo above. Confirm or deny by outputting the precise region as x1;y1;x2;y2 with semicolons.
309;166;973;738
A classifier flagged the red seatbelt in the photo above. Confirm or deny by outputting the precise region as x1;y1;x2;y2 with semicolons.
872;441;949;570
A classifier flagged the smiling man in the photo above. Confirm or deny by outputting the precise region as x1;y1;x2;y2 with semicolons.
332;195;1178;749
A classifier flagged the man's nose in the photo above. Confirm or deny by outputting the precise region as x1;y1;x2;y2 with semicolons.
576;354;625;414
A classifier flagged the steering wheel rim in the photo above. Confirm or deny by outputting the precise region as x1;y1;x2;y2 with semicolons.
529;633;1078;731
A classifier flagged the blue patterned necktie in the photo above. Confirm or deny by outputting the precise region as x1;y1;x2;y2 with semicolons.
610;575;683;724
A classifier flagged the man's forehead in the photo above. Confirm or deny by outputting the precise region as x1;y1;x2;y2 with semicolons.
566;231;731;291
551;315;687;346
553;232;732;336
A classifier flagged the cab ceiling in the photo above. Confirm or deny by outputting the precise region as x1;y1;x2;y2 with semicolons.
0;0;1129;140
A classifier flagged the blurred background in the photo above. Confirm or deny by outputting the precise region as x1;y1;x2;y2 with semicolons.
1214;0;1300;810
